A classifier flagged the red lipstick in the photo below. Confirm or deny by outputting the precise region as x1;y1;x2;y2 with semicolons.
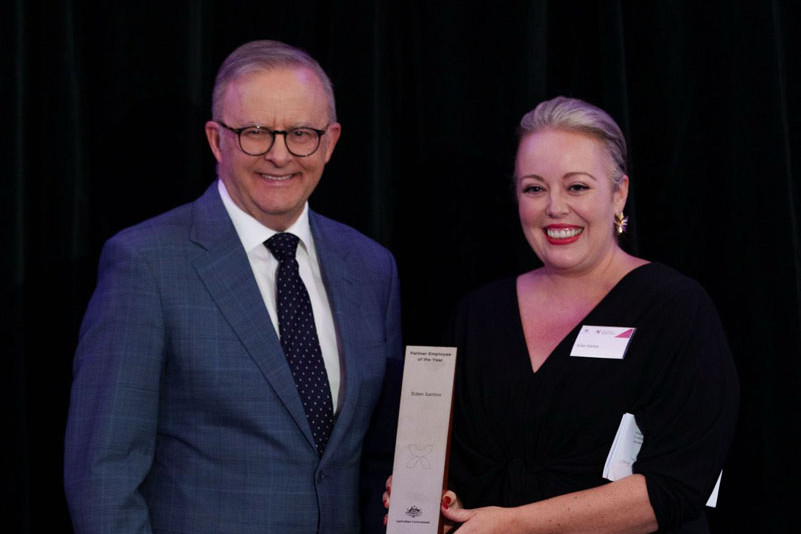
544;224;583;245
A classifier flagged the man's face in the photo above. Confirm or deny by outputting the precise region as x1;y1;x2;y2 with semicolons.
205;67;341;231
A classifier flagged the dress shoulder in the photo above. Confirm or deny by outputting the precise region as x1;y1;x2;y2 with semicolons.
623;262;711;299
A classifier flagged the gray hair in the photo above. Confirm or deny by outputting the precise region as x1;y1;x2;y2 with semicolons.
519;96;627;188
211;40;337;123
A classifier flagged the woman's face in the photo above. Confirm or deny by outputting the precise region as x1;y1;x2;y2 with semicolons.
515;128;628;275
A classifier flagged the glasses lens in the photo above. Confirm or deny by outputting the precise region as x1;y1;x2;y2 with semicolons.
286;128;322;156
239;127;273;155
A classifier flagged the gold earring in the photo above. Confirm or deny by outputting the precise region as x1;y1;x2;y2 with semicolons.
614;212;628;235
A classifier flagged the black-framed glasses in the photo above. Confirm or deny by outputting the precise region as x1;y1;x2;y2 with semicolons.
217;121;328;157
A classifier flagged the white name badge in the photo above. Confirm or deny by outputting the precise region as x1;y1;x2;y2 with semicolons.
570;325;636;359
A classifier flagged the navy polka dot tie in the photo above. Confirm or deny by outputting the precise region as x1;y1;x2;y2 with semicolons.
266;233;334;456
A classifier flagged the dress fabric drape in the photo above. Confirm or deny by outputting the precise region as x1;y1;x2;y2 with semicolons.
446;263;739;533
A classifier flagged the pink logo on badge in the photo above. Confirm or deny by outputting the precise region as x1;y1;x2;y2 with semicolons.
615;328;634;339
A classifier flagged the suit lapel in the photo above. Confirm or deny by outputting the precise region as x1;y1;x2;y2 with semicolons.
310;211;364;459
188;183;316;451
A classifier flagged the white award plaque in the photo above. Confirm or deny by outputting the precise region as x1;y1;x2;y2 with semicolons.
387;345;457;534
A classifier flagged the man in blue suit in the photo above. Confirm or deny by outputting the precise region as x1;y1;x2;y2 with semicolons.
64;40;403;533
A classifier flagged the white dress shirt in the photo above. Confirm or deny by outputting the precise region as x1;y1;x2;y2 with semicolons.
217;180;342;412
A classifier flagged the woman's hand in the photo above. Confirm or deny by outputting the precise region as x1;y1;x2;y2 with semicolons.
382;475;392;526
440;499;516;534
384;478;466;533
440;489;464;533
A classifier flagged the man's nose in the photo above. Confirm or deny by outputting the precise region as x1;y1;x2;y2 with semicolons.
263;133;293;164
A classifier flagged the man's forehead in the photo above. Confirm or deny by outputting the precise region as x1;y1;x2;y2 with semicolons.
230;66;323;92
220;68;329;120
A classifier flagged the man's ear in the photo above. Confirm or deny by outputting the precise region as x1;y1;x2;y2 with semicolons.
205;121;224;163
322;122;342;163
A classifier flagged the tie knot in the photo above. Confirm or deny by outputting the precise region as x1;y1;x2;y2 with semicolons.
266;232;300;262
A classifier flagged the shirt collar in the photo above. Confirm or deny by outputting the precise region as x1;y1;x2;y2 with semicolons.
217;179;314;254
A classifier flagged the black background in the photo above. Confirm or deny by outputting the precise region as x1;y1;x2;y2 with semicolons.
4;1;800;532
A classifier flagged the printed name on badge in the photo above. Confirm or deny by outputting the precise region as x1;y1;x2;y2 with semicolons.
570;325;636;359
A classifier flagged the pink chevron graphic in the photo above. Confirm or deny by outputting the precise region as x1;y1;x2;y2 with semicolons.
615;328;635;338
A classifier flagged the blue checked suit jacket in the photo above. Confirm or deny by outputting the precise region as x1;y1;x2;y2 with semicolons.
64;182;403;533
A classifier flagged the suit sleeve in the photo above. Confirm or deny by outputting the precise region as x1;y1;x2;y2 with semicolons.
360;249;403;534
64;233;162;534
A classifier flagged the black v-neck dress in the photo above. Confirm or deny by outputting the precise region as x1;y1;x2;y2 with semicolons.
445;263;739;533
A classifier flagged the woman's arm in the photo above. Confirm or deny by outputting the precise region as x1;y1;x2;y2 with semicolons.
441;474;658;534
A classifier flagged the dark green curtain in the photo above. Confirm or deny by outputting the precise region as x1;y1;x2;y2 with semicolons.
4;1;799;532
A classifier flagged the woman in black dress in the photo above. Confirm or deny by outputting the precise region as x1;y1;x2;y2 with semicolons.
388;96;738;533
